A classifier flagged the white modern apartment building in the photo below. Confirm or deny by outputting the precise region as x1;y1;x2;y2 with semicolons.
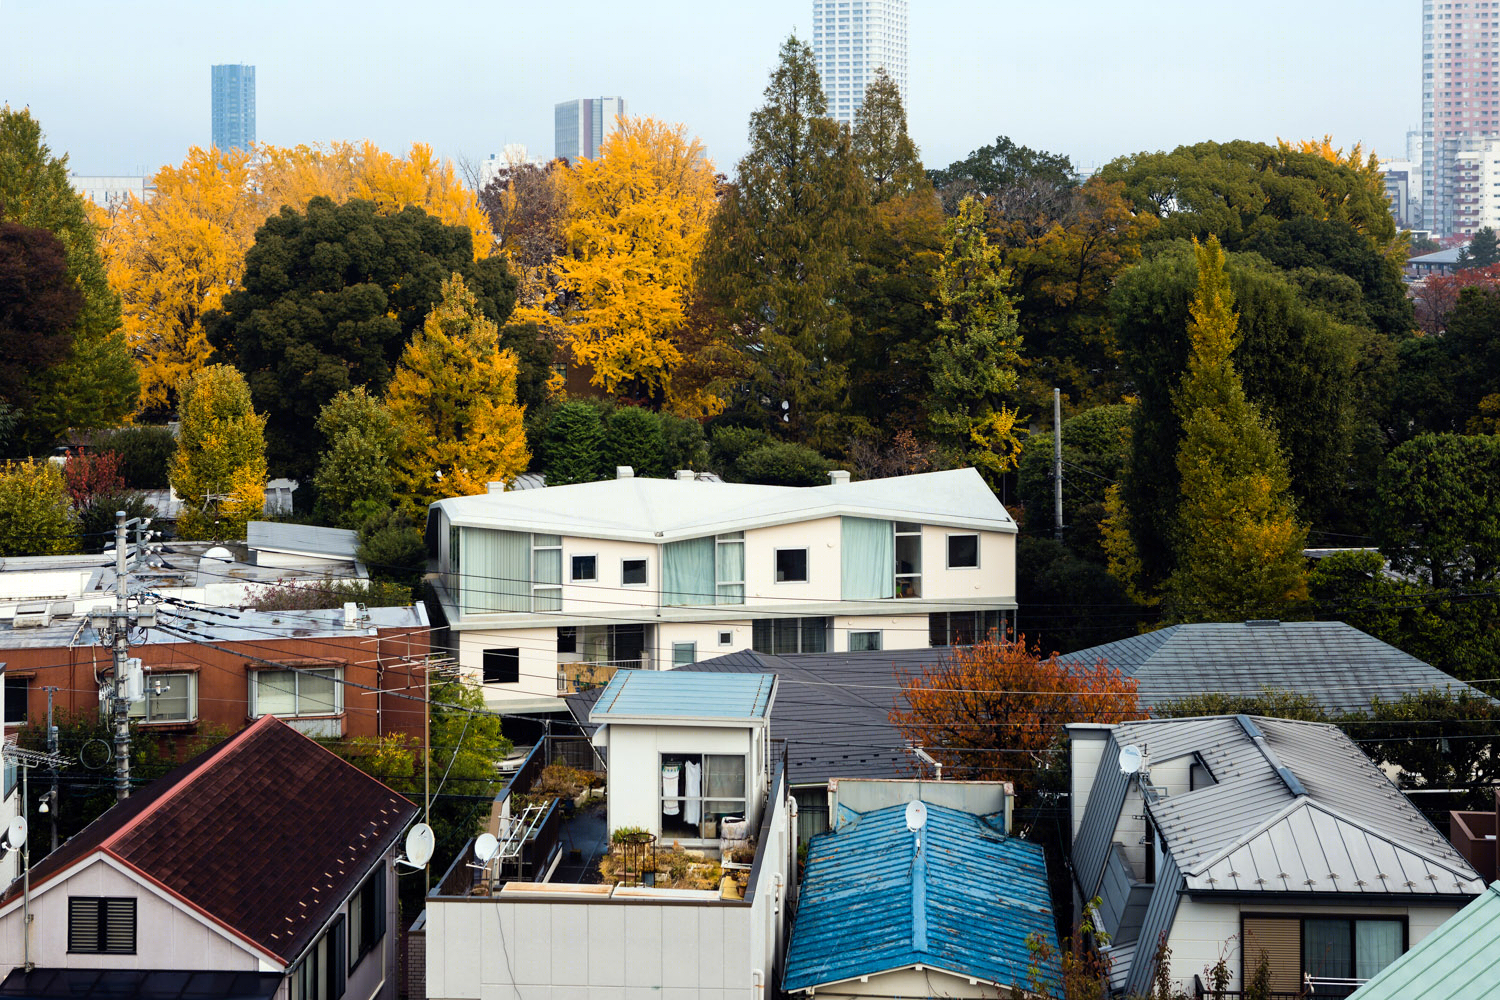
811;0;908;123
426;468;1016;711
554;97;627;162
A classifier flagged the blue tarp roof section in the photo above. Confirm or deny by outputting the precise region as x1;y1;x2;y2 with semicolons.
783;802;1061;995
590;670;776;721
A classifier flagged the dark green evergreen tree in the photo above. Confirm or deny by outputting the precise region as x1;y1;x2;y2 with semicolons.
602;406;666;478
1459;226;1500;269
542;401;606;485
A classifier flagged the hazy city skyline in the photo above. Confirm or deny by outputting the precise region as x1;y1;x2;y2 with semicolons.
5;0;1419;180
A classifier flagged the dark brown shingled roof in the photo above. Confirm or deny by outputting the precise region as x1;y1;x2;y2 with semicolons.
2;716;417;966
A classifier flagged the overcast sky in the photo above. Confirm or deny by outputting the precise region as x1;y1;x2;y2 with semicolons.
4;0;1419;180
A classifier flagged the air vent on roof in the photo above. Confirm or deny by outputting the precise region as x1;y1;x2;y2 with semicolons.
13;603;51;628
1244;619;1281;627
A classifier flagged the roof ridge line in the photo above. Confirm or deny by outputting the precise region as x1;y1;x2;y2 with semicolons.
1180;795;1310;875
1293;798;1484;879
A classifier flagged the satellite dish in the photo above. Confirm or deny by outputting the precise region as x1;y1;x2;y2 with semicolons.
905;800;928;832
1119;745;1143;775
404;823;435;867
474;832;500;864
3;816;27;851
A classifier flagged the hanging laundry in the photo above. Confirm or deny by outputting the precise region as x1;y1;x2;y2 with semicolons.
662;763;681;816
684;760;702;826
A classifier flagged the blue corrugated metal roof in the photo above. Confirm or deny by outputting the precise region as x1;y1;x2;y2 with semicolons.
589;670;775;722
782;802;1061;994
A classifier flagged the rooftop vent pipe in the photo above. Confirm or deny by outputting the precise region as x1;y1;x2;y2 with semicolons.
675;470;694;481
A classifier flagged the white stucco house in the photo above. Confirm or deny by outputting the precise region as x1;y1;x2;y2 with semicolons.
425;467;1017;711
1069;715;1485;998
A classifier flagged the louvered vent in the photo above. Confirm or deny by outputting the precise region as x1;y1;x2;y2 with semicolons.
67;897;136;954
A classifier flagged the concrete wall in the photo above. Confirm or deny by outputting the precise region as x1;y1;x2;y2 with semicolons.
0;855;268;971
1162;896;1464;994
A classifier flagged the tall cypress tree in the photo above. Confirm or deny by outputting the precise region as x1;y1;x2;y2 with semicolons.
697;36;869;453
1165;237;1307;620
851;68;927;204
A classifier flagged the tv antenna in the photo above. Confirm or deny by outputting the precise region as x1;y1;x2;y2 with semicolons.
396;823;435;870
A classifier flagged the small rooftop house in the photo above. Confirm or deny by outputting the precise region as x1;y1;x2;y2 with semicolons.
423;670;795;1000
0;715;418;1000
1069;715;1485;997
425;468;1016;712
784;778;1059;998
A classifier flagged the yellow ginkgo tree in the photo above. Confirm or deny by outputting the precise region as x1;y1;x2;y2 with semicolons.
518;117;721;416
170;364;267;540
385;274;529;510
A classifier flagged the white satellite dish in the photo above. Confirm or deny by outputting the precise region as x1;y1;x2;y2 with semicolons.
404;823;435;867
1119;745;1143;775
474;832;500;864
3;816;27;851
905;799;928;832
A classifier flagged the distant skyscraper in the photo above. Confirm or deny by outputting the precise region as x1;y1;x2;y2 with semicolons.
554;98;627;162
211;64;256;152
1422;2;1500;236
810;0;908;124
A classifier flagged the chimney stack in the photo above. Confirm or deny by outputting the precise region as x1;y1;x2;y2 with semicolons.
616;466;635;479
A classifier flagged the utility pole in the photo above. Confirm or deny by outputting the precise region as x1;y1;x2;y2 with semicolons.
112;511;130;801
1053;388;1064;543
43;687;58;852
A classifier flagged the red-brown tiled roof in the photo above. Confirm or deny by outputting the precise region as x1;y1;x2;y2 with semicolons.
2;716;417;965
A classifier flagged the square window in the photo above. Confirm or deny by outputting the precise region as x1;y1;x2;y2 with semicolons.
849;630;882;652
775;548;809;583
718;630;734;646
672;641;697;667
622;558;648;586
483;648;520;684
571;554;597;582
947;534;979;569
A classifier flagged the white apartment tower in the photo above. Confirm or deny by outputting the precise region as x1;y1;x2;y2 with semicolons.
811;0;908;124
1423;0;1500;235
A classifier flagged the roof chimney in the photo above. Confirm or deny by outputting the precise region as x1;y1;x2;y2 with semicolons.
487;481;505;494
616;466;635;479
675;470;695;481
828;470;851;485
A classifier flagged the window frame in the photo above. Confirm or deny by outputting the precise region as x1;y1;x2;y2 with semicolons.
752;616;830;655
67;896;136;955
895;522;922;598
715;532;745;604
946;532;980;570
482;648;521;684
532;534;562;611
1239;912;1409;994
848;630;882;652
658;751;749;840
717;630;734;647
621;558;649;587
672;641;697;667
4;676;28;727
349;865;386;973
774;547;810;584
250;666;343;718
127;670;198;725
570;553;598;583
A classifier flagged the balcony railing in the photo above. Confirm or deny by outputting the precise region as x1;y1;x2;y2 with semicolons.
1194;974;1366;999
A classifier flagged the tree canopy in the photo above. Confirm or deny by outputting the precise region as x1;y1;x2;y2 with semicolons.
206;197;517;478
170;364;266;539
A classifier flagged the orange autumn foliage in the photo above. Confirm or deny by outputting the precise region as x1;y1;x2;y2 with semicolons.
890;635;1142;796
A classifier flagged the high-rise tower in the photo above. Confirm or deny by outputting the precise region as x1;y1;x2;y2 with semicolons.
554;98;627;162
1423;2;1500;235
810;0;908;124
211;64;256;153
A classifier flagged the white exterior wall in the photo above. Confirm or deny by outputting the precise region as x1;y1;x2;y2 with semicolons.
559;537;662;615
830;613;929;652
426;777;793;1000
654;620;751;664
0;855;270;972
601;723;759;842
1069;728;1112;842
1162;896;1466;994
742;518;841;604
455;625;560;704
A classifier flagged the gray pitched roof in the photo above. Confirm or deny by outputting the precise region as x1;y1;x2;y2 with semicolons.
566;647;959;786
1058;621;1483;714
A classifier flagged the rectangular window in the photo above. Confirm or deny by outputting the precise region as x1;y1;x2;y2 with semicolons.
483;648;520;684
947;533;980;569
716;532;745;604
252;668;342;717
127;671;197;724
841;517;894;600
622;558;648;586
349;866;386;971
290;913;346;1000
895;522;922;597
1243;915;1406;995
660;752;747;839
849;630;882;652
533;534;562;611
672;641;697;667
557;626;577;654
663;537;714;605
752;617;830;654
67;897;136;954
928;610;1004;647
775;548;809;583
4;677;27;726
570;554;597;582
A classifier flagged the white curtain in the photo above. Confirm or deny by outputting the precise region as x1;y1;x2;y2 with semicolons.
683;761;702;825
716;537;745;604
462;529;530;613
841;517;894;600
255;671;298;715
663;537;714;606
1355;921;1402;980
